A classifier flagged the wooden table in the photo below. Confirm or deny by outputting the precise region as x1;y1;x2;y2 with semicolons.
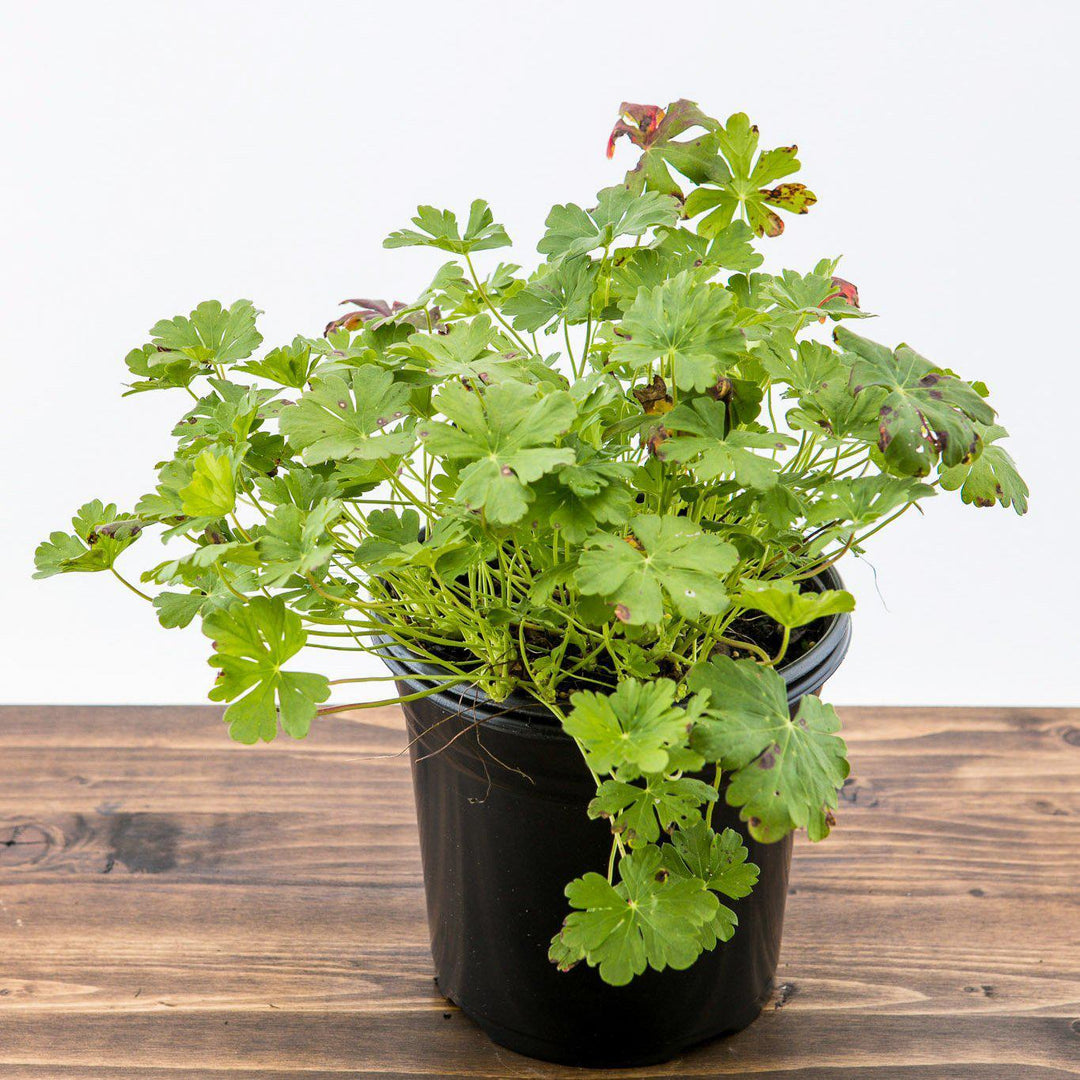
1;705;1078;1079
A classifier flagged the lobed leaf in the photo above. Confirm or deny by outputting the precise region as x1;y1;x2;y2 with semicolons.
575;514;738;625
687;656;849;842
203;597;330;743
551;846;719;985
384;200;511;254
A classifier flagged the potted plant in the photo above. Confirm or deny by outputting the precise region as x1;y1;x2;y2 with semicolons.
35;99;1027;1068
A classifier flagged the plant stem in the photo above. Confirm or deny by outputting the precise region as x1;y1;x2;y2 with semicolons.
110;568;153;603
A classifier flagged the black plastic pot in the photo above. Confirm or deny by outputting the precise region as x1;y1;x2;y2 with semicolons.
376;567;851;1068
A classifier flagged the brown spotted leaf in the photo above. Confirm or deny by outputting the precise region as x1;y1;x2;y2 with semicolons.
836;327;995;477
575;514;737;625
938;424;1028;515
682;113;817;238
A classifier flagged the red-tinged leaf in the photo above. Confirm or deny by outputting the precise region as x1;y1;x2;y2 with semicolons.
325;298;439;336
817;277;860;323
606;102;666;157
606;99;726;198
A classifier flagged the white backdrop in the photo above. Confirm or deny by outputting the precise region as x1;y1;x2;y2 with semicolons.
1;0;1075;707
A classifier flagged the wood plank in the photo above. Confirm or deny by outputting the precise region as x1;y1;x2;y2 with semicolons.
1;705;1078;1077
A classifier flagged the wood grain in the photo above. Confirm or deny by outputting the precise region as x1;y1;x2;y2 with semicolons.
1;704;1078;1078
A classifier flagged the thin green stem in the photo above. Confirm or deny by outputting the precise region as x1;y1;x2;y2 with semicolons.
110;568;152;603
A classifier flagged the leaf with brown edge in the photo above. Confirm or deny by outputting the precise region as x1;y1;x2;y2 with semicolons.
836;327;996;477
606;99;730;199
632;374;673;416
938;424;1028;515
683;113;817;239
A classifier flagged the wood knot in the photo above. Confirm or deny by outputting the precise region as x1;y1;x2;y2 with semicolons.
0;820;63;868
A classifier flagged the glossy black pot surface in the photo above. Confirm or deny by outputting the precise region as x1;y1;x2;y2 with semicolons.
377;567;852;1067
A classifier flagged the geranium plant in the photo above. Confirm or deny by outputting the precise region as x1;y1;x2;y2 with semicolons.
36;100;1026;988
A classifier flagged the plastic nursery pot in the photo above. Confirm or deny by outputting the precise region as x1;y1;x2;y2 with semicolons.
375;566;852;1069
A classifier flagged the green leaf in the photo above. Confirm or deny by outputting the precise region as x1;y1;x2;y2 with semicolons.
764;267;871;325
33;531;91;579
836;327;995;477
392;315;520;384
384;200;511;254
610;225;762;313
123;342;200;394
687;656;849;842
575;513;737;625
204;597;330;743
661;823;758;948
662;826;750;945
552;846;719;986
537;186;679;262
33;501;144;578
761;335;847;396
154;589;211;629
703;221;765;273
661;397;795;490
150;300;262;368
683;113;816;239
256;467;340;511
563;678;693;777
135;458;194;523
422;381;576;524
589;776;717;848
611;271;744;392
353;508;422;564
236;340;314;388
279;367;412;465
806;475;936;527
663;822;759;900
144;540;259;586
939;424;1028;514
179;450;236;517
526;454;634;543
257;498;341;586
171;383;269;454
736;579;855;630
502;258;596;333
786;374;883;442
152;568;258;629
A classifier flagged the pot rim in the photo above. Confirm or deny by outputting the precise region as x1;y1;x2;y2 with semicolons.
372;565;852;738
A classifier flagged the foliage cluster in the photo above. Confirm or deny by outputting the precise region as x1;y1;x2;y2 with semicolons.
36;100;1025;984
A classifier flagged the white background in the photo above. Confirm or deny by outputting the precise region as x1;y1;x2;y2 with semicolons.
1;0;1075;707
